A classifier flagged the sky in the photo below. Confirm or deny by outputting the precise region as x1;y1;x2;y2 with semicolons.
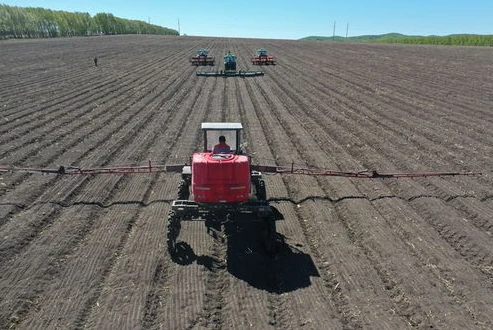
3;0;493;40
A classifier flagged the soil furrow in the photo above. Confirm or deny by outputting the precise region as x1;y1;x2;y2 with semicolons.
1;35;492;330
250;71;473;327
0;57;200;328
0;56;194;222
244;78;347;329
263;58;493;327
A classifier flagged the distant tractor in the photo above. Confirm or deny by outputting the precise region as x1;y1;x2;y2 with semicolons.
251;48;276;65
190;48;215;66
224;51;237;71
166;122;277;255
196;51;264;77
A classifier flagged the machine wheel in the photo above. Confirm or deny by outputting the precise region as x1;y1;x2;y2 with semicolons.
256;179;267;201
166;210;181;254
178;179;190;200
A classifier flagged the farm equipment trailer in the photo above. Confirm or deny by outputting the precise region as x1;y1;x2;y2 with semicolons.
190;48;215;66
196;51;264;77
251;48;276;65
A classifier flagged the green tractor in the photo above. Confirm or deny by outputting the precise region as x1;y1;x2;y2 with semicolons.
196;51;264;77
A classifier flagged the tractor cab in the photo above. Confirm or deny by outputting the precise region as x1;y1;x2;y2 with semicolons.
257;48;268;57
197;48;209;56
191;48;215;66
223;52;237;71
202;122;243;154
252;48;276;65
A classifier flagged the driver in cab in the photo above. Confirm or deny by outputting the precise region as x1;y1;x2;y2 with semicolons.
213;135;231;154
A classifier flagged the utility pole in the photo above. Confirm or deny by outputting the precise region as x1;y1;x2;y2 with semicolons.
333;21;336;40
346;23;349;39
178;18;180;35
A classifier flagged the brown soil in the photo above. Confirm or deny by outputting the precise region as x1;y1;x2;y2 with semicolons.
1;35;492;330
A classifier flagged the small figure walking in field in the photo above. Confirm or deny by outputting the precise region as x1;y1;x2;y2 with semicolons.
94;56;98;66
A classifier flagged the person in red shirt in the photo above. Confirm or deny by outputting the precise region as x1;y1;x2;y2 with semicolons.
213;135;231;154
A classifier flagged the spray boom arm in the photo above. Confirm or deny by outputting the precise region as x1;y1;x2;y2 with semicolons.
251;164;480;179
0;161;481;179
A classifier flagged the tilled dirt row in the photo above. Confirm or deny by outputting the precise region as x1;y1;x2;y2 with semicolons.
0;35;492;330
254;41;493;328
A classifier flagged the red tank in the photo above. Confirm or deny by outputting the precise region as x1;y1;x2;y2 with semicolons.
192;152;251;203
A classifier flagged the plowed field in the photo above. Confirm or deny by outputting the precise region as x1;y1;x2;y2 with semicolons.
1;35;493;330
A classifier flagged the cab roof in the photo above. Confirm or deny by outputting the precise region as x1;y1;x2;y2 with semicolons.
201;122;243;130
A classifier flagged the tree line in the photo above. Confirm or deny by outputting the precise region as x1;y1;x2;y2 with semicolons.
0;4;179;39
376;34;493;47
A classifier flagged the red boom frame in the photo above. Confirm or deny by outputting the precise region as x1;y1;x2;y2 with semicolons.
0;160;481;179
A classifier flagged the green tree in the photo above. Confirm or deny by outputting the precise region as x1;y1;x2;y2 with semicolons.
0;4;179;39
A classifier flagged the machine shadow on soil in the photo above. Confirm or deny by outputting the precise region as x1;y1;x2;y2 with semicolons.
168;207;320;293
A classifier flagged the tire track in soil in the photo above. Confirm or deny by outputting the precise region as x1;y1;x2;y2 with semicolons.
0;53;194;223
177;76;256;330
246;79;370;329
310;84;493;286
190;77;231;330
235;78;285;329
235;58;329;327
178;75;275;330
280;42;492;125
0;98;168;230
0;49;188;157
265;58;493;327
0;57;164;170
0;40;193;146
135;73;221;328
181;83;227;328
0;36;189;123
139;78;220;330
298;62;491;199
249;73;446;327
203;76;275;329
3;36;493;330
70;84;201;328
231;55;347;328
196;241;229;330
368;196;493;328
10;65;202;329
243;79;347;330
223;51;292;329
0;60;198;328
276;54;493;171
0;48;173;137
268;54;493;219
281;43;493;140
